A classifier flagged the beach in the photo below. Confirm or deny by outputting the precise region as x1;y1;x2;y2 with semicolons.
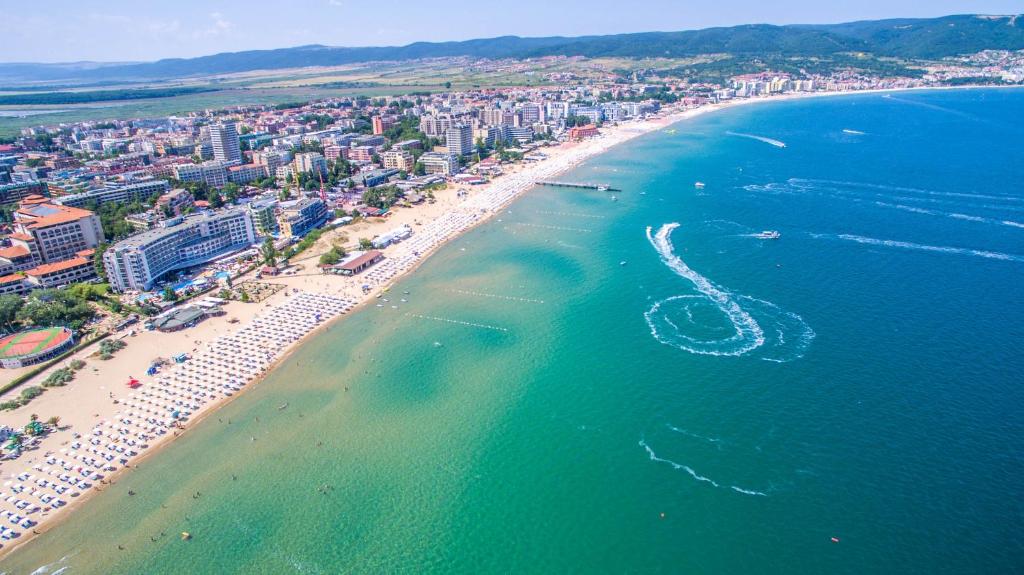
0;100;711;556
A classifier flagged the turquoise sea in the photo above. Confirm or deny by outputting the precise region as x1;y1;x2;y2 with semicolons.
3;88;1023;574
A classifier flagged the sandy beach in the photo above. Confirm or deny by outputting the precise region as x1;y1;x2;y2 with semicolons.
0;85;961;556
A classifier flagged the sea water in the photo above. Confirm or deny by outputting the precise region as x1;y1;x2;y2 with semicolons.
4;88;1023;574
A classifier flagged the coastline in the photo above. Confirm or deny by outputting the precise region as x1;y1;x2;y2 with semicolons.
0;84;1009;560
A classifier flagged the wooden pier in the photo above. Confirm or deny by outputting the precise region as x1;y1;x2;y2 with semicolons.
536;180;622;192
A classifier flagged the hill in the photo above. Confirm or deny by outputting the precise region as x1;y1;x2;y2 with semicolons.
1;14;1021;84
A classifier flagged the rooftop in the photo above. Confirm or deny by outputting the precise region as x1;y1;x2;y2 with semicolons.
24;256;91;277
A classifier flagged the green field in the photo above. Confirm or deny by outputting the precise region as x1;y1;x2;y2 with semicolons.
0;57;644;137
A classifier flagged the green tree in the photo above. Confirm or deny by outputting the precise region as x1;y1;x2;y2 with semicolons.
222;182;240;203
94;242;110;282
261;237;278;268
359;238;373;250
17;289;95;330
162;286;178;302
0;294;24;332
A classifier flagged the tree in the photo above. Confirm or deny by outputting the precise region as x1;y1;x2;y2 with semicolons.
162;286;178;302
17;289;95;330
261;238;278;268
222;182;240;203
413;162;426;176
319;249;342;266
0;294;24;332
444;81;452;89
209;190;224;209
359;238;373;250
278;189;291;202
93;243;110;282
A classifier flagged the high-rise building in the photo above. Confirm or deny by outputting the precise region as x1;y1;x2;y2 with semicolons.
210;123;242;165
293;152;328;177
445;124;473;157
103;209;256;292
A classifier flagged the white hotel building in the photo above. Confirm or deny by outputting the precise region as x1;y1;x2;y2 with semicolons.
103;209;256;292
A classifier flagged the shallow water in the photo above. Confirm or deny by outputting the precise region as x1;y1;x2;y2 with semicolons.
5;88;1023;574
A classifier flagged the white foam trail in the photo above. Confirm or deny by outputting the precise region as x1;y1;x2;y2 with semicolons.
639;439;767;496
668;424;723;446
828;234;1024;262
873;201;1024;229
882;94;987;123
794;178;1023;203
645;224;764;356
842;129;866;135
726;131;786;148
644;224;814;361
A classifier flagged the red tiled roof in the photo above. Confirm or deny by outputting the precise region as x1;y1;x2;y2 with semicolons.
0;246;30;259
339;250;382;271
0;274;24;285
24;257;91;277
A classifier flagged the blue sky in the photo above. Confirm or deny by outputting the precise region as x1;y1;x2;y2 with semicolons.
3;0;1021;62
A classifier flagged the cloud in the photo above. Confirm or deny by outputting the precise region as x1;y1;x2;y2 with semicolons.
328;0;344;6
192;12;236;39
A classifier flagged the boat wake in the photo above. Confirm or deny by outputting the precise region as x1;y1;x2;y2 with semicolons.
726;131;786;148
644;224;814;362
814;233;1024;263
639;439;767;496
667;424;724;448
743;178;1024;226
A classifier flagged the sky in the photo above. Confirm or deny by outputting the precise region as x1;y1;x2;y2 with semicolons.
2;0;1022;63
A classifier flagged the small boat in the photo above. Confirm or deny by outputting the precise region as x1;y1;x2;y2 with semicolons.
597;185;609;191
753;230;781;239
619;261;627;266
694;182;706;189
611;196;618;202
278;403;288;411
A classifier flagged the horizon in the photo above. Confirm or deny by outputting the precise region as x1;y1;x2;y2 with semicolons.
3;1;1022;64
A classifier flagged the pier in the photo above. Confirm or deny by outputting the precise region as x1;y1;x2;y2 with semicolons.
536;180;622;192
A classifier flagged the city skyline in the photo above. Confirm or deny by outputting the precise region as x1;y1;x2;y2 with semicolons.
2;0;1022;63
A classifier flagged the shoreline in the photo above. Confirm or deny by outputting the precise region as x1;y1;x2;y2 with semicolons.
0;83;1010;560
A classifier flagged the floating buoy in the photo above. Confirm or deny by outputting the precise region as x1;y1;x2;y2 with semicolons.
181;532;192;540
659;512;666;519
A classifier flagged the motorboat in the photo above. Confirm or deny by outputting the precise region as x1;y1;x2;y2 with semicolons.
753;230;781;239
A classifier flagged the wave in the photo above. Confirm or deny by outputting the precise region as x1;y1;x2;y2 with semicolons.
818;233;1024;262
639;439;767;496
726;131;786;148
842;129;866;135
644;224;813;362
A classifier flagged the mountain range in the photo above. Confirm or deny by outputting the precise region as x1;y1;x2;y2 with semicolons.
1;14;1022;84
